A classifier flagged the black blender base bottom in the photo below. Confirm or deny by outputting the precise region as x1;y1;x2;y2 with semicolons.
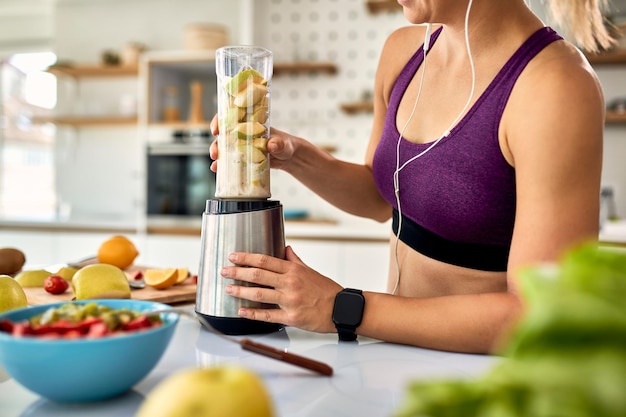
195;312;283;335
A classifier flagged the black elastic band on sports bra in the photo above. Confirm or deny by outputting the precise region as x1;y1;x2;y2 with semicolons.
392;209;509;272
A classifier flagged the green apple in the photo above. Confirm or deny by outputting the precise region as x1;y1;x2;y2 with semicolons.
14;269;51;288
135;366;275;417
71;263;131;300
0;275;28;313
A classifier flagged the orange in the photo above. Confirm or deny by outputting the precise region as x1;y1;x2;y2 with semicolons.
144;268;178;290
175;267;189;284
96;235;139;270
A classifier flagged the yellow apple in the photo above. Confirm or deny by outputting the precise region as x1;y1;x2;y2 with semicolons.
135;366;275;417
0;275;28;313
71;263;131;300
14;269;51;288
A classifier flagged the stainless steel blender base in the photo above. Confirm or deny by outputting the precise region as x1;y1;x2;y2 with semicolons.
195;312;282;335
195;199;286;335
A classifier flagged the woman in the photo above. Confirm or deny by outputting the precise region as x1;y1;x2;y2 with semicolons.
211;0;611;353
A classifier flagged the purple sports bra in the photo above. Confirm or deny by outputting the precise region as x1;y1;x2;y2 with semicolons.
372;26;563;271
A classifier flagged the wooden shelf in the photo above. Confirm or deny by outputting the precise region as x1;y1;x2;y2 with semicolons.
365;0;402;14
274;61;338;75
33;115;138;126
340;101;374;114
585;50;626;65
46;64;139;78
148;122;212;130
606;110;626;124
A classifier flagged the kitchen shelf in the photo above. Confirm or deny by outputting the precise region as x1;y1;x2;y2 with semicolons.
365;0;402;14
605;111;626;124
32;115;138;126
148;122;213;130
585;50;626;65
274;61;338;75
340;101;374;114
46;64;139;78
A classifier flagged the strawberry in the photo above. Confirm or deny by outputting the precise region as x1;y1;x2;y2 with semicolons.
44;275;69;294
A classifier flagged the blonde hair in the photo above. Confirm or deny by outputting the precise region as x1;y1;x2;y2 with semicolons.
545;0;614;52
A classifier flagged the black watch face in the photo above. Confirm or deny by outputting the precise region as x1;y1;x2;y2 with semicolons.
333;292;364;326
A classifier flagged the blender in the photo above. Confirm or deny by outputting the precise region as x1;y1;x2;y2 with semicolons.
195;46;285;335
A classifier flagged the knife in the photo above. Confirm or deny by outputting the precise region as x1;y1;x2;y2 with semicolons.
151;309;333;377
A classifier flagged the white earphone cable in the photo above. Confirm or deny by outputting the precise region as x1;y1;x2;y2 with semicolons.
391;0;476;295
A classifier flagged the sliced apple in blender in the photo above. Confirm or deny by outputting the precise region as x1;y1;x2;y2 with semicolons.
225;68;267;95
234;122;267;140
234;84;268;108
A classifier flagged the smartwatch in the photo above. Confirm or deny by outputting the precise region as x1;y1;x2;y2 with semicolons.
332;288;365;342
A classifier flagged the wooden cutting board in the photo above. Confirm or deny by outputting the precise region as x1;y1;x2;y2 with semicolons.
23;269;198;306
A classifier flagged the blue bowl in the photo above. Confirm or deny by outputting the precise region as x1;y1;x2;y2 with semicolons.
0;299;178;403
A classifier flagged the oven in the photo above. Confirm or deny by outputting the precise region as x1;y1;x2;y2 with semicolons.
146;141;216;217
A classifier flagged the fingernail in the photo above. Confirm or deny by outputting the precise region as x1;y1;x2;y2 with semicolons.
221;267;231;277
225;285;232;294
238;309;247;318
228;253;238;262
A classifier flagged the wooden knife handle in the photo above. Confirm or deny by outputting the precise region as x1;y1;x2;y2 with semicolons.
240;338;334;377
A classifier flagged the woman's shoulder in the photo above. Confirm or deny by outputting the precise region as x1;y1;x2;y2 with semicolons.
381;25;431;58
377;25;432;88
522;34;601;92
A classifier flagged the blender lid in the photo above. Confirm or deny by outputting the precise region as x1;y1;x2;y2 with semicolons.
206;199;281;214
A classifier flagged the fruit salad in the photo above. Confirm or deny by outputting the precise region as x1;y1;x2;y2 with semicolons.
216;47;272;199
0;302;162;339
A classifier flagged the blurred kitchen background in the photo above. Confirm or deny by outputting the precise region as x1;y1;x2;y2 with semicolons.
0;0;625;281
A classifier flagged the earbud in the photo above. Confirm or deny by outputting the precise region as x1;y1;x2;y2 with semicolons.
423;23;433;52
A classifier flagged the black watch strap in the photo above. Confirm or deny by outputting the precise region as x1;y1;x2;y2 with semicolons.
332;288;365;342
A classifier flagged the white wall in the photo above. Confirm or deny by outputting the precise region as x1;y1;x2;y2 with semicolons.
53;0;242;61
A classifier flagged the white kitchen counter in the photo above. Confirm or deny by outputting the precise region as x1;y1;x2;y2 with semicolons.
600;219;626;245
0;306;499;417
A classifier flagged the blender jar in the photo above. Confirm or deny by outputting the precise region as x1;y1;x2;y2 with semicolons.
215;46;272;199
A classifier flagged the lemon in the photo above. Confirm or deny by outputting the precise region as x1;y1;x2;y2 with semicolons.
175;268;189;285
14;269;51;288
135;366;275;417
72;263;131;300
0;275;28;313
97;235;139;269
144;268;178;290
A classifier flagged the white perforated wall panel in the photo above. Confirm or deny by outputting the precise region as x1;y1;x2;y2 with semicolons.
252;0;407;221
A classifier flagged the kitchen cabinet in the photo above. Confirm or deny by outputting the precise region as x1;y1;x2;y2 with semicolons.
288;238;388;292
141;51;216;130
2;227;389;292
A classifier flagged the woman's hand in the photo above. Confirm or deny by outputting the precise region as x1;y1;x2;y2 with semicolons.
220;246;343;333
209;113;299;173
